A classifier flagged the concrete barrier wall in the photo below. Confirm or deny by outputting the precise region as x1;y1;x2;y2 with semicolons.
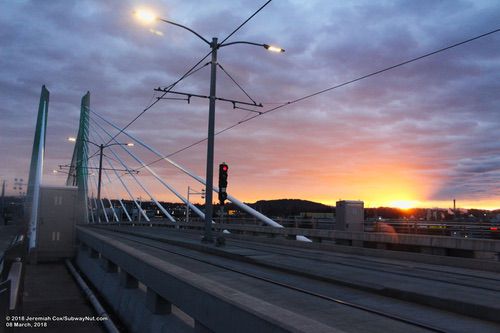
75;227;336;333
230;225;500;261
102;222;500;262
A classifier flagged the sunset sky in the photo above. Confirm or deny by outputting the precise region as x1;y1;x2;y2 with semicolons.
1;0;500;209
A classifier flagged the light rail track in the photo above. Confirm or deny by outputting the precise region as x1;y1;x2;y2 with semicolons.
225;238;500;292
96;227;448;333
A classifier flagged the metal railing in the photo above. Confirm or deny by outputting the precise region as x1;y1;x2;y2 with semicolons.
100;216;500;239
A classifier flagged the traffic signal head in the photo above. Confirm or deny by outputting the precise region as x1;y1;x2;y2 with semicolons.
218;191;227;205
218;163;229;204
218;163;228;188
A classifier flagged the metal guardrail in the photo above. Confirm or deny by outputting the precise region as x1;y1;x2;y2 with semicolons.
100;216;500;239
92;221;500;261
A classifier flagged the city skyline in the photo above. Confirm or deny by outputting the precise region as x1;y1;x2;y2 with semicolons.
1;0;500;210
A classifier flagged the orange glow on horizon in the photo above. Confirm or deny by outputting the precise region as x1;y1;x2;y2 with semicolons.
387;200;420;210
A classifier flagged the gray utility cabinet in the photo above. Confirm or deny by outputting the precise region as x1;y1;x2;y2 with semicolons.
336;200;364;232
37;186;78;260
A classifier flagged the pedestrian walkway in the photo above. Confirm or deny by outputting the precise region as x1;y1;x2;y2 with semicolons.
19;262;107;333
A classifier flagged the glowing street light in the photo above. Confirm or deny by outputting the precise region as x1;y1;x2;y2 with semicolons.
264;44;285;53
133;8;158;25
134;7;284;242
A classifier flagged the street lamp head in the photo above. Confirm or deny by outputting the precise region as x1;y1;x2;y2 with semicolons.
263;44;285;53
134;8;158;25
67;137;77;142
126;143;135;147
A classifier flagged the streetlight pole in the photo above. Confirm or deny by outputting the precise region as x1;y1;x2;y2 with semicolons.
97;143;104;209
203;37;218;242
186;186;190;224
134;9;284;242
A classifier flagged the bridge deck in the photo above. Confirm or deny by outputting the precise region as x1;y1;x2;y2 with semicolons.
19;262;107;333
77;225;500;333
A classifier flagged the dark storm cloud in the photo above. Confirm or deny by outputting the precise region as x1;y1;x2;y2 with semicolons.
1;0;499;205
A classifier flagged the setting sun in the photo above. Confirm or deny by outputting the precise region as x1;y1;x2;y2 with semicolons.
388;200;420;210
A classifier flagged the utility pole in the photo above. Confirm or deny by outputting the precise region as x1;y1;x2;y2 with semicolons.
186;187;205;224
1;180;5;224
97;144;104;222
186;186;191;224
134;9;284;243
202;37;218;243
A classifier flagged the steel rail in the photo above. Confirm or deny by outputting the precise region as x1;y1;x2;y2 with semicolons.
225;239;500;292
92;227;447;333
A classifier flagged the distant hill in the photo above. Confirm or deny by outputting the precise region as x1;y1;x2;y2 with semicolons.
247;199;333;217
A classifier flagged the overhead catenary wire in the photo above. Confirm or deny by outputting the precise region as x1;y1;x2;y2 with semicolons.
219;0;273;45
102;51;213;147
217;63;258;105
99;0;272;149
103;53;210;145
77;26;499;230
91;0;272;166
89;110;294;232
135;26;500;166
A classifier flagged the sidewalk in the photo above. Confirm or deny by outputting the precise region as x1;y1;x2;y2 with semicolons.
18;262;107;333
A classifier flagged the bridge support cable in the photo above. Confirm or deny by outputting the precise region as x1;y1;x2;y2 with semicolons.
106;196;119;222
99;164;132;222
100;166;132;222
89;161;118;223
98;153;150;223
104;174;132;222
88;159;119;222
88;199;95;224
88;177;106;222
90;111;308;238
85;136;132;222
91;126;175;224
86;174;95;223
87;130;150;222
88;182;99;223
90;116;208;222
91;172;110;223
